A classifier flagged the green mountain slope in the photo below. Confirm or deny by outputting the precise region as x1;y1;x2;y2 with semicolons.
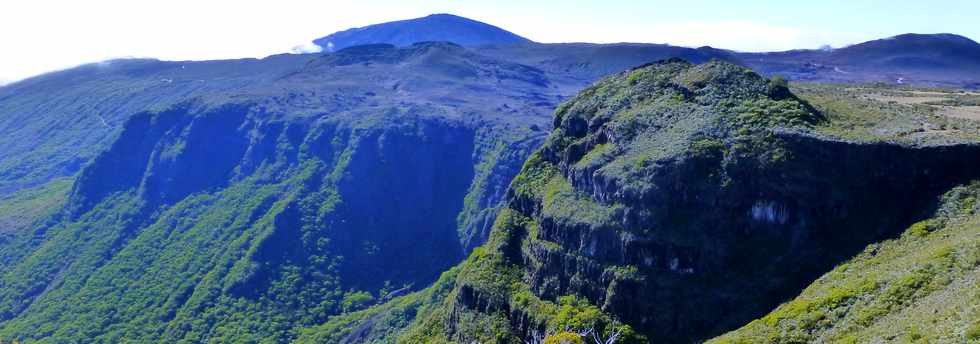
0;43;557;343
711;183;980;343
3;17;980;341
333;59;980;343
0;55;310;194
0;178;73;271
0;40;763;343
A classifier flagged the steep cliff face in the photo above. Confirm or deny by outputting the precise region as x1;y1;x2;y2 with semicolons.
0;88;542;342
66;102;253;217
711;182;980;343
0;39;579;342
396;59;980;343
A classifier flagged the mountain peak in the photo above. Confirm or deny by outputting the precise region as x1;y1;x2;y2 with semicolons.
828;32;980;70
423;13;466;19
887;33;977;44
844;32;980;51
313;13;532;51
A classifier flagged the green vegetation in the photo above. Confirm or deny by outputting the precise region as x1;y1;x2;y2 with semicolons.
388;206;643;343
544;332;584;344
793;84;980;144
3;41;980;343
384;59;829;342
924;94;980;106
0;178;73;274
767;75;790;99
712;183;980;343
295;266;461;343
342;291;376;313
0;178;71;232
0;41;561;343
968;321;980;340
0;95;543;343
367;59;980;343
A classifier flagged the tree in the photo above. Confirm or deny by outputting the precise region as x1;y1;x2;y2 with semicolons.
542;332;585;344
530;322;625;344
340;290;374;312
590;321;624;344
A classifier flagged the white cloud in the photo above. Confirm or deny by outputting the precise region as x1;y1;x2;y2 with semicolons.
0;0;406;83
290;41;324;54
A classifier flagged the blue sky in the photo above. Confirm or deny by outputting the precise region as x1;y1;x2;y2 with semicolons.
446;0;979;44
1;0;977;83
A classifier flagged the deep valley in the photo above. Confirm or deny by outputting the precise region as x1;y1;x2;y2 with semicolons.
1;12;979;344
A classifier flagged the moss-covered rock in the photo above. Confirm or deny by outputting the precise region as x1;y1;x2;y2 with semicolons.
388;59;980;343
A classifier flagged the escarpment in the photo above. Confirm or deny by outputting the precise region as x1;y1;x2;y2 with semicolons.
0;96;543;342
0;41;573;342
400;59;980;344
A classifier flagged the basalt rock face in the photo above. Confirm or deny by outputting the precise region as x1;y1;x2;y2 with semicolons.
520;136;980;342
404;60;980;343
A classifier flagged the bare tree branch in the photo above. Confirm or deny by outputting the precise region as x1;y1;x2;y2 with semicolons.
591;321;623;344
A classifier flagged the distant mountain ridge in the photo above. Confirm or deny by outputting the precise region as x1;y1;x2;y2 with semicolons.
310;14;980;88
313;13;532;51
2;11;980;344
828;33;980;69
741;33;980;87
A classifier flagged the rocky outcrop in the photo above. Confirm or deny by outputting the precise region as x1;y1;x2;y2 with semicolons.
413;59;980;343
520;133;980;342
